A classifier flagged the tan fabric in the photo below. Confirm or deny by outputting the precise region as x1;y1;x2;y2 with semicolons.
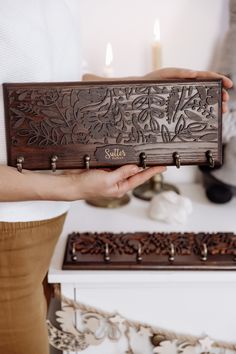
0;213;67;354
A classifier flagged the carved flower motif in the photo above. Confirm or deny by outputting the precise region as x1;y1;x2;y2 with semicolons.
81;111;118;140
36;89;60;106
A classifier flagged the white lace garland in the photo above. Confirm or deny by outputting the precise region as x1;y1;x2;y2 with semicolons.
47;286;236;354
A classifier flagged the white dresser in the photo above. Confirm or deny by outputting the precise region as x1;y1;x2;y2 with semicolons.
48;184;236;354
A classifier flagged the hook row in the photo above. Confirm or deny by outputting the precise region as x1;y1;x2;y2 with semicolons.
15;150;215;172
15;155;92;172
139;150;215;169
70;242;216;263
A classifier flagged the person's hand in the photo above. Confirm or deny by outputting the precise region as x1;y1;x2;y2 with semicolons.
143;67;233;113
64;164;166;201
0;164;165;202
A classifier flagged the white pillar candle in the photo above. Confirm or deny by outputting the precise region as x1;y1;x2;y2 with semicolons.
103;42;114;78
152;19;162;70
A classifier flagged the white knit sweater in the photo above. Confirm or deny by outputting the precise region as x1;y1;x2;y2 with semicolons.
0;0;81;221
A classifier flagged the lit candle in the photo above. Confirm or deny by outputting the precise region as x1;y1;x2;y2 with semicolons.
103;42;114;78
152;19;162;70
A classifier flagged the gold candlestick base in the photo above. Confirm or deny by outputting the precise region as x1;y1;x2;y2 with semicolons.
132;173;179;201
86;194;130;208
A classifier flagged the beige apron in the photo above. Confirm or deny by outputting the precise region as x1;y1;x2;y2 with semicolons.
0;213;66;354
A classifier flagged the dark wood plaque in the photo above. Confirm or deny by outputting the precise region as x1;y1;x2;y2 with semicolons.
3;79;222;170
63;231;236;270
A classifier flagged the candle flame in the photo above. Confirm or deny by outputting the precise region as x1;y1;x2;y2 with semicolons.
105;42;113;66
154;19;161;41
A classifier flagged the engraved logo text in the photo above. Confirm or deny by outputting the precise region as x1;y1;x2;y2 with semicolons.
105;148;126;160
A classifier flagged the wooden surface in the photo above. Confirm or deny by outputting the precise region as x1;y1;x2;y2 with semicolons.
3;79;222;170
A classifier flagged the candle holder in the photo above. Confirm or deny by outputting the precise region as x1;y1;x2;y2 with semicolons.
86;194;130;208
133;173;179;201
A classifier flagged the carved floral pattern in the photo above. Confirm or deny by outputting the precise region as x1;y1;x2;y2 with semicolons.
68;232;236;257
7;83;219;147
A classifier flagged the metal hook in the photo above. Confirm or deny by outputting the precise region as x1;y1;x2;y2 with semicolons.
173;152;181;169
137;243;143;262
84;155;91;170
206;150;215;168
51;155;58;172
16;156;24;173
71;242;77;261
104;243;110;262
139;152;147;169
169;243;175;262
201;243;208;262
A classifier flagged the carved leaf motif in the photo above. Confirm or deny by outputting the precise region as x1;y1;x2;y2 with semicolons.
138;109;149;123
10;107;26;120
184;110;202;121
65;107;73;122
187;122;207;132
125;87;133;99
132;95;148;109
62;94;70;108
71;89;78;106
17;129;31;136
199;133;217;141
98;103;110;112
40;121;49;136
150;118;160;133
29;121;40;133
60;126;72;134
116;133;123;143
131;126;138;140
175;115;186;134
28;136;39;145
41;109;60;118
13;117;25;129
51;128;59;143
161;124;171;142
152;95;166;106
50;118;65;125
60;135;70;144
152;108;165;119
18;103;40;115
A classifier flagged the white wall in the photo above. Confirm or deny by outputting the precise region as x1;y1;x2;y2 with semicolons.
75;0;229;76
73;0;229;182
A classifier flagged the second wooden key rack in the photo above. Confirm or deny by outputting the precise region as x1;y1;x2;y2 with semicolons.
63;231;236;270
3;79;222;171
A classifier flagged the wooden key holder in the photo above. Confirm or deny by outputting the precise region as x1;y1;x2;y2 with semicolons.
63;231;236;270
3;79;222;171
